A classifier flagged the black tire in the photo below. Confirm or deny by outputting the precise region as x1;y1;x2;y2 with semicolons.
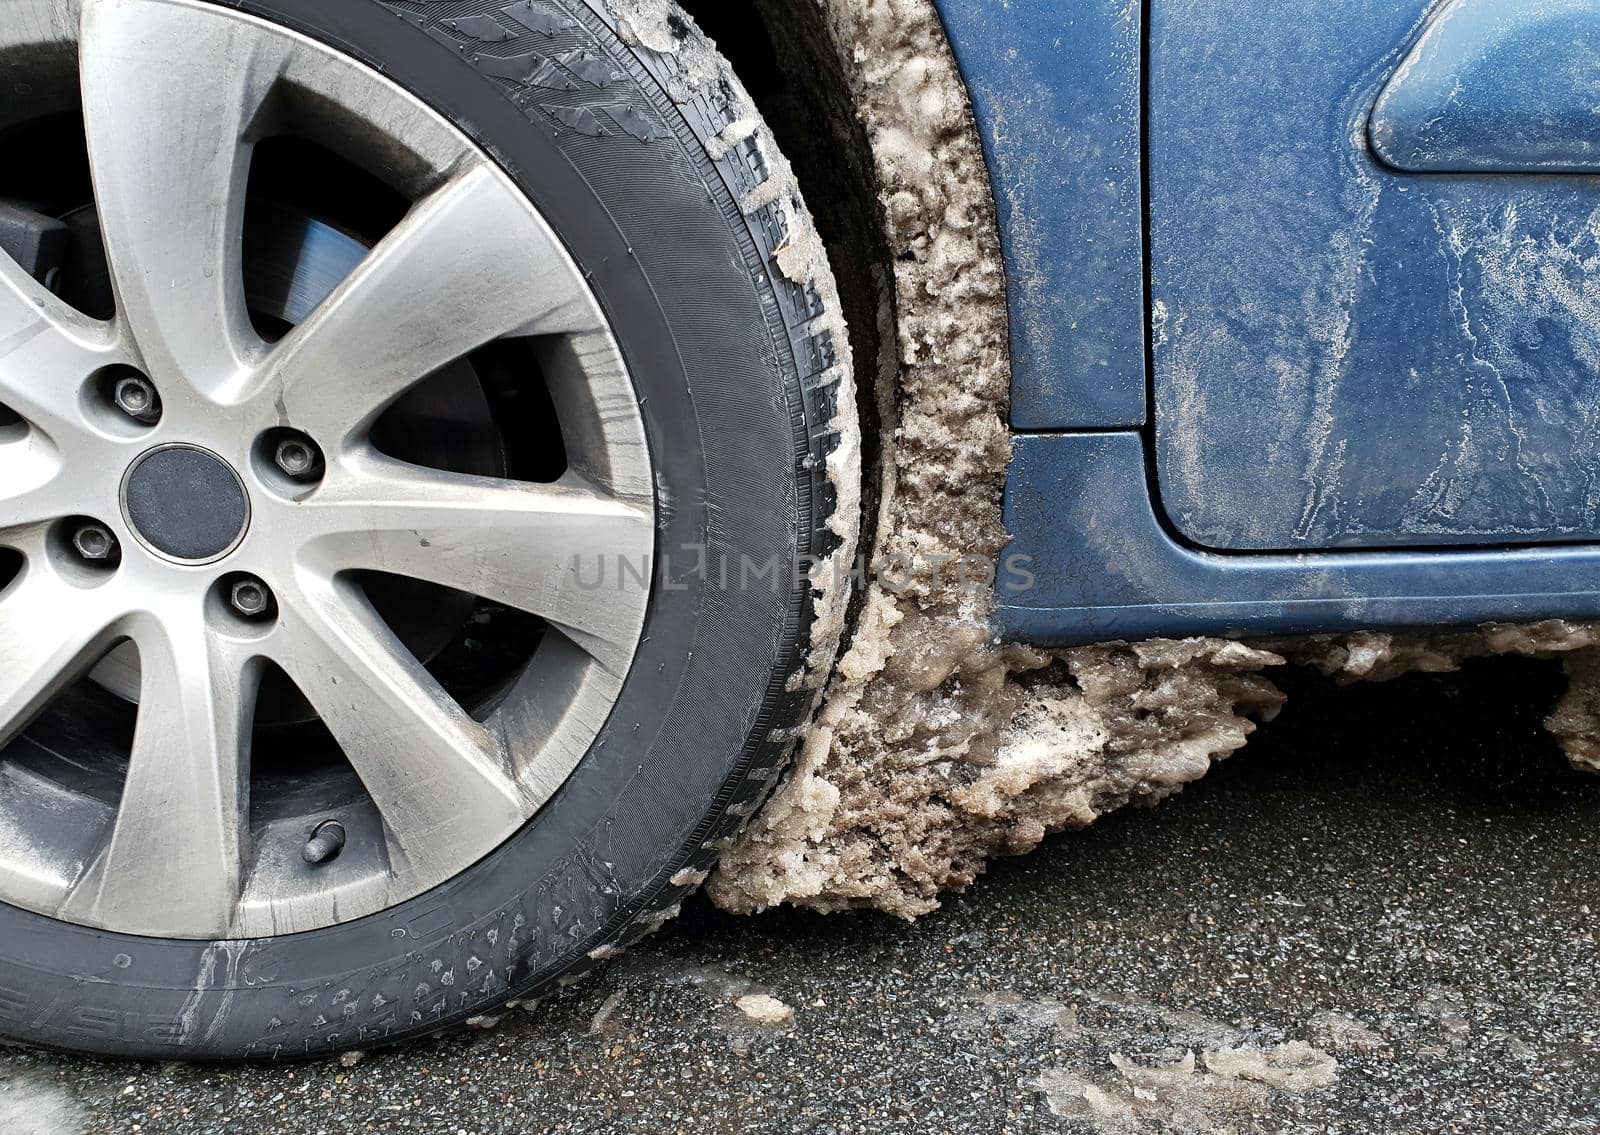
0;0;848;1060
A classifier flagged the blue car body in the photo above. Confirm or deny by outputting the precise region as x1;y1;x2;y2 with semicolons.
935;0;1600;643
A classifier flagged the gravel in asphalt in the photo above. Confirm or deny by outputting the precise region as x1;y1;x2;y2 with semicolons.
2;655;1597;1134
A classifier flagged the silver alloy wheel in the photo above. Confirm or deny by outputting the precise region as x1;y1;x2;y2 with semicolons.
0;0;653;939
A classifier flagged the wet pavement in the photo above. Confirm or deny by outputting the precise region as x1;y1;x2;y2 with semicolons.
3;655;1598;1134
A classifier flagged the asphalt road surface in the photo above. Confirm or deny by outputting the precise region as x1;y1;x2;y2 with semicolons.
2;656;1597;1134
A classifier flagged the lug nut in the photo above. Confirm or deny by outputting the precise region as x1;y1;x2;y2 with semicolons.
302;821;347;866
229;577;274;619
273;435;322;481
70;522;117;562
112;374;161;424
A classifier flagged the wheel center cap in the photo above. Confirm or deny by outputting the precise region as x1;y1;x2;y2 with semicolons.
121;445;251;564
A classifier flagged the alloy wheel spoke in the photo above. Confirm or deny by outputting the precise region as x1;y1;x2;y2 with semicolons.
259;161;596;446
79;0;278;390
0;248;116;445
270;576;528;876
0;437;76;540
0;570;118;750
60;609;255;938
303;461;652;673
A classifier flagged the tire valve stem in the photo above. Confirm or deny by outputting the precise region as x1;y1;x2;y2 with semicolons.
302;821;346;866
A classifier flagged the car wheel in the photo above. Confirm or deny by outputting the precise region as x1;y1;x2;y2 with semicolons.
0;0;850;1059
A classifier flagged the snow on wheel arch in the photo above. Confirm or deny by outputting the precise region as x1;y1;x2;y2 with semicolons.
602;0;1600;920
